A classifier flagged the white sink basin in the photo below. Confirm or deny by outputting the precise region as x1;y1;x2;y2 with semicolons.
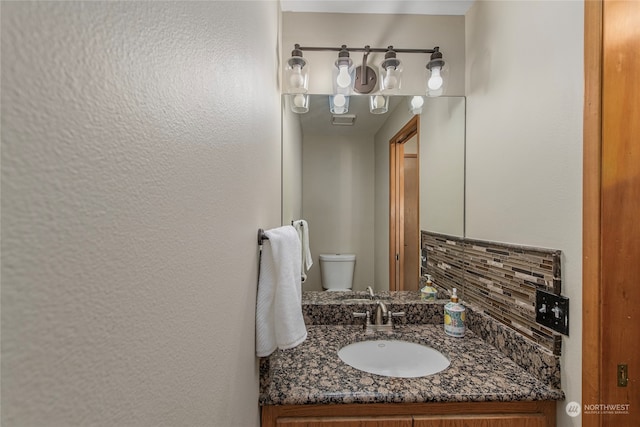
338;340;450;378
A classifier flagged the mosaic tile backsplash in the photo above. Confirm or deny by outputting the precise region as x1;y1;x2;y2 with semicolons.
422;231;563;355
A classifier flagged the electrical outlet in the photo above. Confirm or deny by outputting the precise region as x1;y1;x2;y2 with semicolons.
535;289;569;336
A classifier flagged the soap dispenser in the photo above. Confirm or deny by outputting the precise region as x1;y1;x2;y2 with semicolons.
444;288;466;337
420;275;438;301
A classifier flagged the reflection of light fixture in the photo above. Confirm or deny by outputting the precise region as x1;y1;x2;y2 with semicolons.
379;47;402;94
290;93;309;114
408;96;425;114
284;44;309;94
426;47;445;97
369;95;389;114
285;44;446;113
333;46;354;95
329;94;350;114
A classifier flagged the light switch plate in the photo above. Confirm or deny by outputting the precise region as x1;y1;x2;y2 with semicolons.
535;289;569;336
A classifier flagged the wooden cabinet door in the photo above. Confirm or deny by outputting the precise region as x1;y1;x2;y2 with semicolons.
413;414;547;427
276;416;412;427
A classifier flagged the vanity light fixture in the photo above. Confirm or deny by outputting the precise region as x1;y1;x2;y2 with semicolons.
285;44;309;94
426;47;446;97
334;45;354;95
379;47;402;94
290;93;309;114
408;96;425;115
329;94;350;115
369;95;389;115
285;44;446;114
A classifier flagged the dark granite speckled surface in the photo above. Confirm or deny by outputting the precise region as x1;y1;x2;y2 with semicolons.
259;324;564;406
259;291;563;406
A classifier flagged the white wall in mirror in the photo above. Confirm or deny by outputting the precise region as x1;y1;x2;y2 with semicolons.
282;99;303;223
420;97;465;235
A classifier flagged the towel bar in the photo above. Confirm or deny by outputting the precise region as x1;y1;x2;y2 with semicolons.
258;228;269;246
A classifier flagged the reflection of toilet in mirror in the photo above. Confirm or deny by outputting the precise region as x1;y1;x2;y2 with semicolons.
319;254;355;291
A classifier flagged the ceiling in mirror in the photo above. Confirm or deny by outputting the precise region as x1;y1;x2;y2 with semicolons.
297;95;406;136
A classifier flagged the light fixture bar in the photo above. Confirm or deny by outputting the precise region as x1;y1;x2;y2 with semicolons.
294;45;438;55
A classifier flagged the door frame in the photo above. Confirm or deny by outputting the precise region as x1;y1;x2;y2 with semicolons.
583;0;640;424
583;0;602;424
389;115;419;291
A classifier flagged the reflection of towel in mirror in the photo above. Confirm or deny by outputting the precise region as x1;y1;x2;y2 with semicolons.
292;219;313;283
256;226;307;357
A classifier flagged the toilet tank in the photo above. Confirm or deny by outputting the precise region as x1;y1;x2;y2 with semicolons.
319;254;356;290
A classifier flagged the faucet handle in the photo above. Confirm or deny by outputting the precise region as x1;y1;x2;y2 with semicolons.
388;311;405;327
353;311;371;326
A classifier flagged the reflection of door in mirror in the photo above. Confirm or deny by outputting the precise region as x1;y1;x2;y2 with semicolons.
389;116;419;291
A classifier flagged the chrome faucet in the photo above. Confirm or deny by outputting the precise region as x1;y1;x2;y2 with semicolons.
375;301;388;325
352;300;404;332
366;286;376;300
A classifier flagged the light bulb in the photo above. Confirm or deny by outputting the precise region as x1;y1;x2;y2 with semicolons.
428;66;443;91
293;94;306;108
289;64;304;89
383;67;398;90
410;96;424;109
331;94;347;114
336;65;351;88
373;95;386;109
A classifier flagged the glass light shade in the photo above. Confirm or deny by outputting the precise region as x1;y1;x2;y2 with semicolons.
290;94;309;114
329;94;350;114
426;64;447;97
369;95;389;114
333;57;354;95
408;96;425;115
379;58;402;94
285;55;309;94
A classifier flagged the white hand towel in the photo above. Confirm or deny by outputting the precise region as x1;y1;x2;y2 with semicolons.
256;226;307;357
293;219;313;282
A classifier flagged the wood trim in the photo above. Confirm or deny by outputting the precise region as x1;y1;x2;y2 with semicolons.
390;141;398;290
583;1;603;426
398;142;406;290
389;116;419;291
262;401;556;427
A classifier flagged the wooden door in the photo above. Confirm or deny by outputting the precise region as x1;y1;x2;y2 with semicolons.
389;116;419;291
583;1;640;425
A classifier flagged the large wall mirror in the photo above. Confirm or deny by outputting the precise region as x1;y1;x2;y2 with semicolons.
282;95;465;293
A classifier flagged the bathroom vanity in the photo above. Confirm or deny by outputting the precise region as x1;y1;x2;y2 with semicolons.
259;292;563;427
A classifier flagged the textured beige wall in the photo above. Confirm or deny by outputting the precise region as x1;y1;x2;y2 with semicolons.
1;2;280;426
465;2;583;426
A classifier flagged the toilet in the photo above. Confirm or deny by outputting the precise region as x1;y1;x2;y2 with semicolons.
319;254;356;291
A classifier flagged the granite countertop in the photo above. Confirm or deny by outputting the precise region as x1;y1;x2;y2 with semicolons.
259;323;564;406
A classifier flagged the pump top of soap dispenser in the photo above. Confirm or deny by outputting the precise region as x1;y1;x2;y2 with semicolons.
451;288;459;303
